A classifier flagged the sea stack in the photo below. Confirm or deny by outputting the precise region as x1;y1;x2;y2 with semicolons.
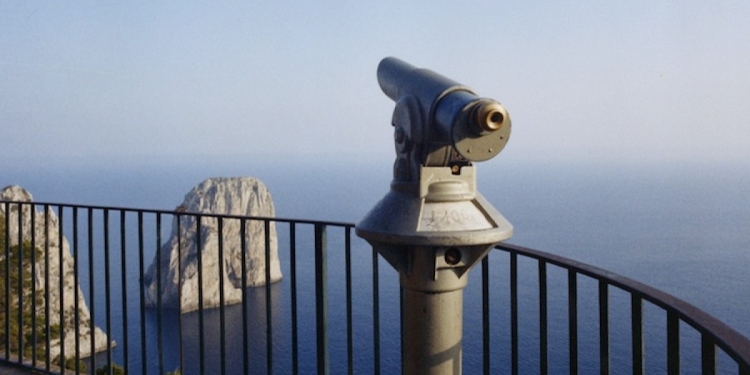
0;185;111;359
144;177;282;313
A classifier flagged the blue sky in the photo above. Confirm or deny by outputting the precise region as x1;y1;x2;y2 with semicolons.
2;1;749;165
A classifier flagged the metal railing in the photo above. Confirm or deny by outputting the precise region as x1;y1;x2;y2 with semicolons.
1;200;749;374
490;243;750;375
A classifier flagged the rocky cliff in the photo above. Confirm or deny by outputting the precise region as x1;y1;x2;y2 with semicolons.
143;177;282;313
0;185;111;360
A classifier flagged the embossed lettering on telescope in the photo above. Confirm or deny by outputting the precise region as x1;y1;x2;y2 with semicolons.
418;201;493;232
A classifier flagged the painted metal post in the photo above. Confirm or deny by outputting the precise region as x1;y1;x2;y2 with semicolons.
357;57;514;375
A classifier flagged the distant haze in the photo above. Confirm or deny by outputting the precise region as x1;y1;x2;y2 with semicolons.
2;1;749;166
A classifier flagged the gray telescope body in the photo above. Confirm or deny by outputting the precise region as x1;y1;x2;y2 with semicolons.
358;57;512;246
376;57;511;169
356;58;513;374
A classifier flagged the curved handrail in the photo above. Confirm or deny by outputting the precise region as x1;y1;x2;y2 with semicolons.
6;200;356;228
496;242;750;371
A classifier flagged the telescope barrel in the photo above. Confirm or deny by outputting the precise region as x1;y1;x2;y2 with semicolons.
377;57;469;109
377;57;511;163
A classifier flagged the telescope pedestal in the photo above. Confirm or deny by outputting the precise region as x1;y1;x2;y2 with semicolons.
358;167;510;374
402;288;464;375
390;244;492;375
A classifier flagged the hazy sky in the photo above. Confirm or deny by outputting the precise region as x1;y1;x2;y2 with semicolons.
2;1;749;166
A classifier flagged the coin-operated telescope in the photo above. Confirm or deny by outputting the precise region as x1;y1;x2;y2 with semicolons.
356;57;513;375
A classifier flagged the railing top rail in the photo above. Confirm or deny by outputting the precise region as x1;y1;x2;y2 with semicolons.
0;199;355;228
497;242;750;368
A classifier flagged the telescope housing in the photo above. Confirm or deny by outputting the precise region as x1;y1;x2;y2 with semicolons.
377;56;511;168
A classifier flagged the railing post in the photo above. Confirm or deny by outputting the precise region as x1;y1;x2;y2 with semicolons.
667;311;680;375
357;57;513;374
315;223;330;375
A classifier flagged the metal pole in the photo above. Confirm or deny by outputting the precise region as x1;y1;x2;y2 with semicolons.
402;288;463;374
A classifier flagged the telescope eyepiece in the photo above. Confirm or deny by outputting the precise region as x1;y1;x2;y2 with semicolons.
472;100;507;134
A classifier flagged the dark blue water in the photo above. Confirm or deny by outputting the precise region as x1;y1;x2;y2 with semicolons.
3;157;749;374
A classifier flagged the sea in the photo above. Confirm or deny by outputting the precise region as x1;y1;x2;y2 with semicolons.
3;156;750;374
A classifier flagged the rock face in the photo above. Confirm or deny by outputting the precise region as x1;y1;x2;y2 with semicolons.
0;185;111;359
144;177;282;313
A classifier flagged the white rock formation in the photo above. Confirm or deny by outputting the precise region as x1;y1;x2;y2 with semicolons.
0;185;111;359
144;177;282;313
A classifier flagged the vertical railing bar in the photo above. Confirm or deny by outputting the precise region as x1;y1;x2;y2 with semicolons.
137;211;147;375
196;215;205;375
87;208;97;373
599;280;610;375
103;210;114;373
240;218;250;375
539;260;548;375
482;256;490;375
16;202;24;364
155;213;164;375
667;311;680;375
315;223;330;375
631;295;644;375
73;207;80;375
569;269;578;375
265;220;273;375
3;201;10;360
175;213;185;374
701;334;716;375
289;223;299;375
57;206;66;374
44;205;51;371
345;227;354;375
399;285;404;375
218;218;227;375
176;214;185;375
103;209;113;374
31;203;38;366
511;251;519;375
372;247;380;375
119;210;129;375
